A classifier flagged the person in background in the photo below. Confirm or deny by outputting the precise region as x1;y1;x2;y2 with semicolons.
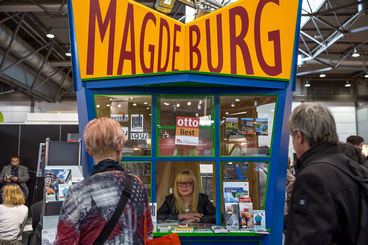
158;169;216;224
346;135;364;150
338;142;365;165
0;156;30;202
55;117;153;245
0;184;28;245
285;103;363;245
284;158;295;216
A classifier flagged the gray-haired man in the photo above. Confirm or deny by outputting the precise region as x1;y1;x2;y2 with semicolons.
285;103;362;245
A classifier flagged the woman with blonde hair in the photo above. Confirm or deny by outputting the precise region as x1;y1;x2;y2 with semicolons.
0;184;28;245
158;169;216;223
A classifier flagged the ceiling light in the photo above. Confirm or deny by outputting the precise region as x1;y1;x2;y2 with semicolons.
106;104;111;107
109;98;113;101
304;81;311;87
231;103;235;107
65;51;71;57
130;97;133;100
176;103;180;108
146;107;150;110
46;29;55;39
187;101;191;106
345;81;351;87
364;73;368;79
320;73;326;78
144;102;148;105
235;98;240;102
164;102;169;106
225;112;229;115
133;103;137;106
352;48;360;58
96;104;100;108
117;104;121;108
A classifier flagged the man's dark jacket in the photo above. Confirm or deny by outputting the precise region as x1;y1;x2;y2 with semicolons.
286;142;361;245
157;193;216;223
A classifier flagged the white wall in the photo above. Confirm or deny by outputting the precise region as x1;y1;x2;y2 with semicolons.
357;106;368;144
289;102;357;160
0;101;31;123
0;101;78;124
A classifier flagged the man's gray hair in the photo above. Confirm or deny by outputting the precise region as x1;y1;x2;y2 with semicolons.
288;103;338;146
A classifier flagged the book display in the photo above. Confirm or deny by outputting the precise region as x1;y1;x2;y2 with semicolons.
41;140;82;244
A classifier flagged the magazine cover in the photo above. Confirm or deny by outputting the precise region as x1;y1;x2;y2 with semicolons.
44;168;72;202
253;210;266;231
223;181;249;203
58;183;72;201
224;203;240;230
239;198;253;229
240;118;254;135
225;117;239;136
255;118;268;136
223;164;235;179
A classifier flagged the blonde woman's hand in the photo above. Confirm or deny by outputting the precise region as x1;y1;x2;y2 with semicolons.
178;213;203;221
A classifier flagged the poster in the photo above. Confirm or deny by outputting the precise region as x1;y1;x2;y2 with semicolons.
223;181;249;202
255;118;268;136
175;117;199;146
240;118;254;135
225;117;239;136
131;114;143;132
44;168;72;202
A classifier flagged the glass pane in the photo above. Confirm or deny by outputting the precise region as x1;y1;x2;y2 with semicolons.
158;96;214;156
94;95;152;156
221;162;269;229
156;161;216;225
120;162;151;201
220;95;277;156
159;128;213;156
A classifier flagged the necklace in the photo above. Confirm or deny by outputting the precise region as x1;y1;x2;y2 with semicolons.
184;208;189;213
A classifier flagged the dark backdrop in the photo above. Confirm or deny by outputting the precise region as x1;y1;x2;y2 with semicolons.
0;124;79;207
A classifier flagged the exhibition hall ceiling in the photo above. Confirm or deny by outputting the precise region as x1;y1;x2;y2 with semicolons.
0;0;367;102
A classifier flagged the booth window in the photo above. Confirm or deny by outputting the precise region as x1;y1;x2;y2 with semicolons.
158;95;215;156
121;161;151;201
221;162;269;226
220;96;277;156
94;95;152;156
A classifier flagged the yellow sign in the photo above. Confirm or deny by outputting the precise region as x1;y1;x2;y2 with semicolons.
71;0;300;80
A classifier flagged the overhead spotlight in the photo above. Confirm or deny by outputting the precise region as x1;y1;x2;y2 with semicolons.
352;48;360;58
225;112;229;115
109;98;113;101
176;103;180;108
106;104;111;107
235;98;240;102
65;51;71;57
133;103;137;106
164;102;170;106
144;102;148;105
345;81;351;87
46;29;55;39
231;103;235;107
364;73;368;79
320;73;326;78
304;81;311;87
117;104;122;108
96;104;100;108
146;107;150;110
187;101;191;106
195;113;199;117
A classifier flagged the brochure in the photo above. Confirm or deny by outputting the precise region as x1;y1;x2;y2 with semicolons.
223;181;249;203
225;117;239;136
211;225;228;233
253;210;266;232
255;118;268;136
240;118;254;135
239;198;253;229
44;168;72;202
224;203;240;230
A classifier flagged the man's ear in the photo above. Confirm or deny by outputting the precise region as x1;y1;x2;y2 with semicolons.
294;130;304;144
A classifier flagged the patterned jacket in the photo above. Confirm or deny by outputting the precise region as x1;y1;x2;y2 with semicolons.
55;169;153;245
